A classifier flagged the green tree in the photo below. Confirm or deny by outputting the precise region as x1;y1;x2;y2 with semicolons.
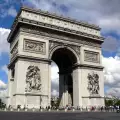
105;99;113;106
51;97;60;108
55;98;60;108
0;99;6;109
115;100;120;106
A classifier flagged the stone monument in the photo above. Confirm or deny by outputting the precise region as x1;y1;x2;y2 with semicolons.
7;6;105;109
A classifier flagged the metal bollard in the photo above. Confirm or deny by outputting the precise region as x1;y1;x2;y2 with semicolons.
11;108;13;111
65;109;67;112
4;108;7;111
32;108;35;112
18;108;20;112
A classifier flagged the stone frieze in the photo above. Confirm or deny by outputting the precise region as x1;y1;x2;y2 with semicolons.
84;50;99;63
24;39;46;54
21;10;100;36
49;40;80;56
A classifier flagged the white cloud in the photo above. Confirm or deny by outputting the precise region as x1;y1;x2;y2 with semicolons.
51;61;59;83
0;80;7;103
8;6;17;17
0;0;18;18
102;36;120;53
0;80;7;90
98;17;120;33
1;65;8;75
0;28;10;55
51;89;59;97
0;89;8;104
23;0;120;34
106;88;120;98
51;62;59;96
102;56;120;97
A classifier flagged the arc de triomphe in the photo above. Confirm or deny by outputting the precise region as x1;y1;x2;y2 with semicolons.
7;7;105;108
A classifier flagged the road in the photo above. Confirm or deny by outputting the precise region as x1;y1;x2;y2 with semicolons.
0;111;120;120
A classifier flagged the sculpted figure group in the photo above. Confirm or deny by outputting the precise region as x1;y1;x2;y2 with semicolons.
87;72;100;95
25;66;41;92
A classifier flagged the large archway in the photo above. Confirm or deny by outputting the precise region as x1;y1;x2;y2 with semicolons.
51;47;78;106
7;7;105;109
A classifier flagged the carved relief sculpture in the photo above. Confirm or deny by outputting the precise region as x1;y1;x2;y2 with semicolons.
25;66;41;92
24;39;46;54
20;27;101;48
84;50;99;63
49;40;80;56
87;72;100;95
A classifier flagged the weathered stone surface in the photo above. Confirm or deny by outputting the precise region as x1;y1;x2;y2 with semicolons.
7;6;105;109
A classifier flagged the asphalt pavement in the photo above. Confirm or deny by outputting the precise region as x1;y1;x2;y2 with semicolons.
0;111;120;120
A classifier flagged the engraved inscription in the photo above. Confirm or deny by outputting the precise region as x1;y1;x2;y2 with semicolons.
10;42;18;59
21;11;100;36
24;39;46;54
84;50;99;63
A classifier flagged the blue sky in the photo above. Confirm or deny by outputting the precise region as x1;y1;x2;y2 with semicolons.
0;0;120;97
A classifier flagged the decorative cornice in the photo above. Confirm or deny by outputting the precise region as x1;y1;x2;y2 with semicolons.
19;26;102;48
13;93;48;97
73;63;104;70
21;6;100;30
20;18;104;41
7;6;105;43
10;78;14;81
8;54;52;69
82;96;104;98
49;40;80;56
7;18;104;43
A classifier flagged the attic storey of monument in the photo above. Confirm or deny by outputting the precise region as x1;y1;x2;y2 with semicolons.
7;6;105;109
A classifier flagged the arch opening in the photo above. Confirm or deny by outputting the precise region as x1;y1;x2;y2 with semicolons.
51;48;77;107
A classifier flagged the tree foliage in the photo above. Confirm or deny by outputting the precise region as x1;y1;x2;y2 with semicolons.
105;99;120;106
105;99;113;106
114;100;120;106
51;97;60;108
0;99;6;109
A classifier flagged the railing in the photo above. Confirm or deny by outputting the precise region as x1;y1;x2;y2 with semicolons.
1;106;120;113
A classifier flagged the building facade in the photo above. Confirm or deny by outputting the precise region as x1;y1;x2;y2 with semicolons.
7;6;105;109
